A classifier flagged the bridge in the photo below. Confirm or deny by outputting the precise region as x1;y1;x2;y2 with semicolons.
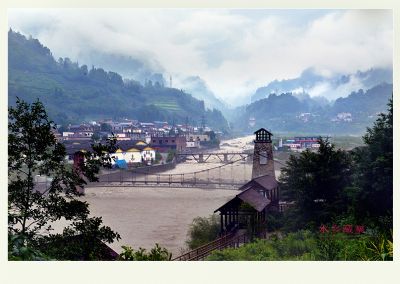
87;151;287;190
91;156;252;189
176;151;252;163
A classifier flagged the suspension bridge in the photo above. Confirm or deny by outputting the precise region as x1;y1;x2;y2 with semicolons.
89;151;287;190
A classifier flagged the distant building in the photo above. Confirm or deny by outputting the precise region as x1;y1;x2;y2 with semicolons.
282;136;326;150
111;140;155;166
63;140;157;166
151;135;187;153
331;112;352;122
186;134;210;143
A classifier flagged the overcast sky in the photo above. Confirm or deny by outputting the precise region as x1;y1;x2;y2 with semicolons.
8;9;393;102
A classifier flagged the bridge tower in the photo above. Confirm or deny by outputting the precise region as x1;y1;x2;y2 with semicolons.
252;128;275;179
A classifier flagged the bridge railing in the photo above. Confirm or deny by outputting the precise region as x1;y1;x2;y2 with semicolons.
172;231;249;261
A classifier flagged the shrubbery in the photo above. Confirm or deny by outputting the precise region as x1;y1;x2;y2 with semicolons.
118;244;171;261
186;215;220;249
207;229;393;261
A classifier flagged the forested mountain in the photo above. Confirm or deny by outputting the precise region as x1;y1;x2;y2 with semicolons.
235;83;392;135
178;76;227;112
8;30;229;131
251;67;393;103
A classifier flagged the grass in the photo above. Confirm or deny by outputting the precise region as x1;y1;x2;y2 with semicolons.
152;100;181;112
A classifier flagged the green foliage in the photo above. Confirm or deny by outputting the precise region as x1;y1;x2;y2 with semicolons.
236;84;392;135
280;138;352;230
118;244;172;261
166;149;176;163
265;211;284;232
186;215;220;249
8;98;120;260
359;231;393;261
207;231;318;261
351;99;393;231
8;30;229;131
8;234;51;261
155;152;162;163
207;230;391;261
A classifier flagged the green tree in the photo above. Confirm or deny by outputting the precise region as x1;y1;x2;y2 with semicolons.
8;98;120;260
280;138;352;230
166;149;176;163
118;244;172;261
352;98;393;231
186;215;220;249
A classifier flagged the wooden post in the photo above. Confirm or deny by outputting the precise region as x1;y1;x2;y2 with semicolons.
224;214;228;233
220;214;223;235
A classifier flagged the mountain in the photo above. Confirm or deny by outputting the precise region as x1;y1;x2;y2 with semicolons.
251;67;393;103
177;76;227;111
235;83;392;135
75;51;168;87
60;46;227;112
8;30;229;131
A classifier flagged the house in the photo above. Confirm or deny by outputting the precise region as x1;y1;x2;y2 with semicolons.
141;146;156;164
110;140;156;166
186;134;210;143
63;139;157;167
150;135;186;153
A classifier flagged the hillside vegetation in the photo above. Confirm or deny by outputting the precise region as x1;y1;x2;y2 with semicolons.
8;30;229;131
234;83;392;134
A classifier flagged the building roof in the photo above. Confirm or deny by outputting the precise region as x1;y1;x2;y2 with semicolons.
252;175;278;190
63;140;93;155
115;140;148;151
237;188;271;212
238;175;278;192
63;139;149;155
254;128;273;136
214;187;270;213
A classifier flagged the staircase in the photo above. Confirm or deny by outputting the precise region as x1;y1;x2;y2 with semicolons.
172;229;250;261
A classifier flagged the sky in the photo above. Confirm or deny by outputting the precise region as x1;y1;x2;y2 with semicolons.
8;9;393;104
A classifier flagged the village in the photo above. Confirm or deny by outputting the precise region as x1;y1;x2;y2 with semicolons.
54;117;329;171
53;119;222;168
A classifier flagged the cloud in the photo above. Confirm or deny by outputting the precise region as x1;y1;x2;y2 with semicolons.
8;9;393;105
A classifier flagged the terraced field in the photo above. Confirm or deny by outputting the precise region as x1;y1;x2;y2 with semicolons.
152;100;181;112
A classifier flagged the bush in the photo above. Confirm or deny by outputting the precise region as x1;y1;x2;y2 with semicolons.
166;149;175;163
206;229;388;261
186;215;220;249
207;230;317;261
265;211;284;232
118;244;171;261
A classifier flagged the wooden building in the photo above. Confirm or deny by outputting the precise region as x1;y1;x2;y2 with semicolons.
214;187;269;237
214;128;279;237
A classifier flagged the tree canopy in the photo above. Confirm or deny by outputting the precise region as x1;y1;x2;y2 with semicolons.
8;98;120;260
280;138;352;230
279;98;393;234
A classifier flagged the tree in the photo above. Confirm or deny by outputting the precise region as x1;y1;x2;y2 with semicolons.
186;215;220;249
166;149;176;163
8;98;120;260
100;122;112;132
352;98;393;231
118;244;172;261
280;138;352;230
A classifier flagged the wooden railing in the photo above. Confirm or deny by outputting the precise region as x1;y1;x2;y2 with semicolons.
172;231;249;261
